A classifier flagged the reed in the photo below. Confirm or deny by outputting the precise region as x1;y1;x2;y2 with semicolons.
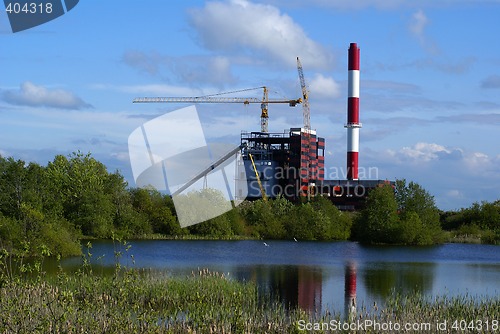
0;250;498;333
1;268;498;333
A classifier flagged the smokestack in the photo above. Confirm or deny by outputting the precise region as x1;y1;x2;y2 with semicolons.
345;43;362;180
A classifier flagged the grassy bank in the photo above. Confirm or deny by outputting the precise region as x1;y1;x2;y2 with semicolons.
0;268;292;333
1;264;498;333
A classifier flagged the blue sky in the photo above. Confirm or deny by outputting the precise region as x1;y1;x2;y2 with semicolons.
1;0;499;210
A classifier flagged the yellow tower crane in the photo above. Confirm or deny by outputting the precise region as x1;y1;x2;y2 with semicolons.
133;86;301;133
296;57;311;131
296;57;315;198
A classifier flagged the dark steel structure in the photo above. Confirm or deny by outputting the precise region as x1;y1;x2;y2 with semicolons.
238;128;325;201
238;128;393;210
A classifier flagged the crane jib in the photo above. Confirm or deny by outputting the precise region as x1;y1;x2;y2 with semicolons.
133;97;301;104
132;85;302;133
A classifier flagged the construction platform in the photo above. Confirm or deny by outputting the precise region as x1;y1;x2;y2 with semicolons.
237;128;392;210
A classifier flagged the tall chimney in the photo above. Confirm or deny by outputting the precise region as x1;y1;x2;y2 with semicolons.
345;43;362;180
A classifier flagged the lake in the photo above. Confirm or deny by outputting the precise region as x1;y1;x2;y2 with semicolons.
57;240;499;314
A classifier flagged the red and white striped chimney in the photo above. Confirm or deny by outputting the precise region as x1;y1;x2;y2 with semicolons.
345;43;362;180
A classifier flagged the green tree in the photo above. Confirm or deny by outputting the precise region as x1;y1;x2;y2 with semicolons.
0;213;23;251
354;184;400;244
224;207;246;236
130;188;182;236
0;157;28;219
285;202;333;240
47;152;115;237
240;198;288;239
395;179;443;244
444;200;500;244
285;204;314;240
310;195;352;240
39;216;81;256
396;211;423;244
188;213;233;238
0;156;81;256
463;201;500;231
106;174;152;238
355;180;443;245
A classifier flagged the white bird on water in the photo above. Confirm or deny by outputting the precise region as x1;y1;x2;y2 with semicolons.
293;237;298;242
263;242;269;247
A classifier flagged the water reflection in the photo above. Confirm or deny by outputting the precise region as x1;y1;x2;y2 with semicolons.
230;261;436;315
344;262;357;320
298;267;322;312
362;262;435;300
233;265;322;312
47;240;499;315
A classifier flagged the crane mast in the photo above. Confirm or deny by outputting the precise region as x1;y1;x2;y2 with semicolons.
260;87;269;133
296;57;311;131
133;86;301;133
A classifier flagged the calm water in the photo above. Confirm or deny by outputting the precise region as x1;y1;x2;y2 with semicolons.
57;240;499;314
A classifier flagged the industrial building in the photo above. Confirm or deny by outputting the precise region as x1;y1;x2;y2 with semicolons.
236;43;393;210
237;128;325;200
134;42;394;211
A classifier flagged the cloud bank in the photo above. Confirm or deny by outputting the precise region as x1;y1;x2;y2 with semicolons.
2;82;92;110
188;0;333;70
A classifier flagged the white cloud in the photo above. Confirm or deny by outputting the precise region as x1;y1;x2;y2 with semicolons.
446;189;464;199
408;9;439;53
284;0;407;10
400;142;459;162
111;151;130;162
2;82;92;110
409;9;428;42
308;74;341;99
463;151;491;171
271;0;500;10
384;142;498;177
363;143;499;210
188;0;333;69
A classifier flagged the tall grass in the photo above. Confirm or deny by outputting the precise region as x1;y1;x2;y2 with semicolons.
0;248;498;333
0;267;298;333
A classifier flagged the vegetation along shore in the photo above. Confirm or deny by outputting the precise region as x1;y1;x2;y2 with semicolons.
0;152;498;258
0;254;498;334
0;151;498;333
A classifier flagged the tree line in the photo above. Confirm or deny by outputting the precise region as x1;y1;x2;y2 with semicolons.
0;152;498;257
440;200;500;244
353;180;445;245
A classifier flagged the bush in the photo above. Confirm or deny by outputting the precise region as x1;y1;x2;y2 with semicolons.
0;214;23;251
355;180;443;245
311;196;352;240
355;184;400;244
39;217;81;257
441;200;499;244
240;199;284;239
